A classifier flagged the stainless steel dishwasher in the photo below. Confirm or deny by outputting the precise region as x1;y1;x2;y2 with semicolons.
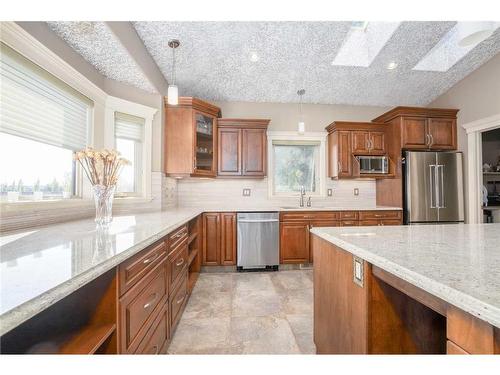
237;212;279;271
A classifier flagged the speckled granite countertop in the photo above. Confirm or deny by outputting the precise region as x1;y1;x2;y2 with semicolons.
310;224;500;328
0;205;400;335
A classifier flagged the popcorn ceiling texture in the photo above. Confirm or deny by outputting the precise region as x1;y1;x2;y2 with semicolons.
132;21;500;106
47;22;157;93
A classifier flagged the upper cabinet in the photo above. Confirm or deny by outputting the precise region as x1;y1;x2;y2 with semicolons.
372;107;459;151
326;122;388;179
164;97;221;178
217;119;270;178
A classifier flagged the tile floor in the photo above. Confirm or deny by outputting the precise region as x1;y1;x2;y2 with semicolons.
168;270;315;354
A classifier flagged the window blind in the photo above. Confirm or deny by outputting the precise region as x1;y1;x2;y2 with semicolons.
0;43;92;151
115;112;144;142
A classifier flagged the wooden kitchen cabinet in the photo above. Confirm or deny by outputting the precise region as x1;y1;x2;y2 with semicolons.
217;119;270;178
164;97;221;178
202;212;237;266
280;221;310;264
326;122;388;179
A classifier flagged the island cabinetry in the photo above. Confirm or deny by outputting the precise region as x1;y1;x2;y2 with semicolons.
217;119;270;177
202;212;237;266
164;97;221;178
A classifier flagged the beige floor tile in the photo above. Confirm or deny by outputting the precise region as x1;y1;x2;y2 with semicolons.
229;315;301;354
182;289;232;320
168;317;231;354
286;314;316;354
270;270;313;291
281;288;313;315
233;272;275;293
232;288;283;317
193;273;234;293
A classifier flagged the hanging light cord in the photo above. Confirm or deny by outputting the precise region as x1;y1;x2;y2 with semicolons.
171;46;176;85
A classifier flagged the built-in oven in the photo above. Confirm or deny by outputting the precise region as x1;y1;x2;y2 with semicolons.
356;155;389;174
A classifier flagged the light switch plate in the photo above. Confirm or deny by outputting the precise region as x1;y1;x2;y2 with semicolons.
354;188;359;196
242;188;251;196
353;256;364;287
327;188;333;196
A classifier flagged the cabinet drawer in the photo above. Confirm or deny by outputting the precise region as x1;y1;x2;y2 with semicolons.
170;270;188;331
169;243;188;294
340;211;358;220
359;220;379;226
168;225;188;253
359;210;401;220
136;304;169;355
119;240;167;296
340;220;359;226
119;260;168;353
280;211;340;222
379;219;402;226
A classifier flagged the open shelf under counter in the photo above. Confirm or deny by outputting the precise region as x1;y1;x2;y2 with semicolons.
59;323;116;354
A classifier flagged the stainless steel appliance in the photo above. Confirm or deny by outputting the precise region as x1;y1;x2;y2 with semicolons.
356;155;389;174
403;151;464;224
237;212;279;271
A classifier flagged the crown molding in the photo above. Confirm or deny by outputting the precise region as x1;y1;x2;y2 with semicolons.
461;113;500;134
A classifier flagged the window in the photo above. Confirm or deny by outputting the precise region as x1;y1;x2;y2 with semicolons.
114;112;144;195
0;43;92;202
272;140;321;195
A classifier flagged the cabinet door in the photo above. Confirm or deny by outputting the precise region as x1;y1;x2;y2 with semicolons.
202;213;220;265
369;131;386;155
338;131;352;177
280;221;310;264
402;117;428;149
193;112;217;176
351;131;369;154
220;212;237;265
428;118;456;150
242;128;266;176
218;128;241;175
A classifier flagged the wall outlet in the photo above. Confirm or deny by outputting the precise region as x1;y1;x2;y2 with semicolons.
327;188;333;197
242;188;251;196
354;188;359;196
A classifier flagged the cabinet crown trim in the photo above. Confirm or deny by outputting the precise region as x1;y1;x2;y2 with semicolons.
372;106;459;123
325;121;386;133
218;118;270;128
164;97;221;117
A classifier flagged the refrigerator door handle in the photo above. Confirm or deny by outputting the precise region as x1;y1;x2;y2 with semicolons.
429;164;436;208
438;164;445;208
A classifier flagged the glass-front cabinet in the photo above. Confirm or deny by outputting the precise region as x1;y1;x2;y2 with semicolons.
194;112;216;175
164;97;220;178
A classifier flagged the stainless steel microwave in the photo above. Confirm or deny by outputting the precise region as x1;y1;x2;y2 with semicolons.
357;156;389;174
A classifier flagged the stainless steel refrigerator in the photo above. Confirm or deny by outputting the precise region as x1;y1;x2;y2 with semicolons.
403;151;464;224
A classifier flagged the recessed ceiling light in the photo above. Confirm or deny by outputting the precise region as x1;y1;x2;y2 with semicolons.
387;62;398;70
413;22;500;72
331;22;400;67
250;52;260;62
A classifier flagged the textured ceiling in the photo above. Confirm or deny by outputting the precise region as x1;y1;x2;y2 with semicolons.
133;21;500;106
47;22;500;106
47;22;157;93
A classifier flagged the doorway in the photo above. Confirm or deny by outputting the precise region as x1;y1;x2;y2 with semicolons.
481;128;500;223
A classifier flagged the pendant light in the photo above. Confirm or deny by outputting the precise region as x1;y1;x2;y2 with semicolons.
167;39;180;105
297;89;306;134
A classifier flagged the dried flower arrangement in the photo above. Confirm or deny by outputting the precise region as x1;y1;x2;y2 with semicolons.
74;147;130;187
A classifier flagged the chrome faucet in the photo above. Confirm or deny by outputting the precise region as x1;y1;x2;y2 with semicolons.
307;196;312;207
299;185;306;207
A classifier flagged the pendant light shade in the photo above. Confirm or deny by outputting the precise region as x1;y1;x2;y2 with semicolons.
167;85;178;105
297;89;306;134
167;39;180;105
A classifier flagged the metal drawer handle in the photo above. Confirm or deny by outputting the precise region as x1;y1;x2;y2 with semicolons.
176;294;185;305
143;253;159;264
173;232;184;239
175;258;185;267
143;293;158;309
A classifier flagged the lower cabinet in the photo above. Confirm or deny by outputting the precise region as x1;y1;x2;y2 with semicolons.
202;212;237;266
280;210;402;264
280;222;310;264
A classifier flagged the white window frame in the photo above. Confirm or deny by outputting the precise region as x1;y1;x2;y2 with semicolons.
267;131;327;198
104;96;157;200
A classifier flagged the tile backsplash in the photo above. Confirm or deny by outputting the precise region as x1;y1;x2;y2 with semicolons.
176;177;377;208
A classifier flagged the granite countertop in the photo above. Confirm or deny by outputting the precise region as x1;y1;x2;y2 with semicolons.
310;224;500;328
0;204;400;335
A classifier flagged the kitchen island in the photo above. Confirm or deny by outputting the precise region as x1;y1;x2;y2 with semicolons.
310;224;500;354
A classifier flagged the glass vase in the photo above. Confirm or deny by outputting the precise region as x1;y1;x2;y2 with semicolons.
92;185;116;226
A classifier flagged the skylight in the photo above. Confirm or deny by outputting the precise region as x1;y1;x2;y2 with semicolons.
413;22;499;72
331;22;400;67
